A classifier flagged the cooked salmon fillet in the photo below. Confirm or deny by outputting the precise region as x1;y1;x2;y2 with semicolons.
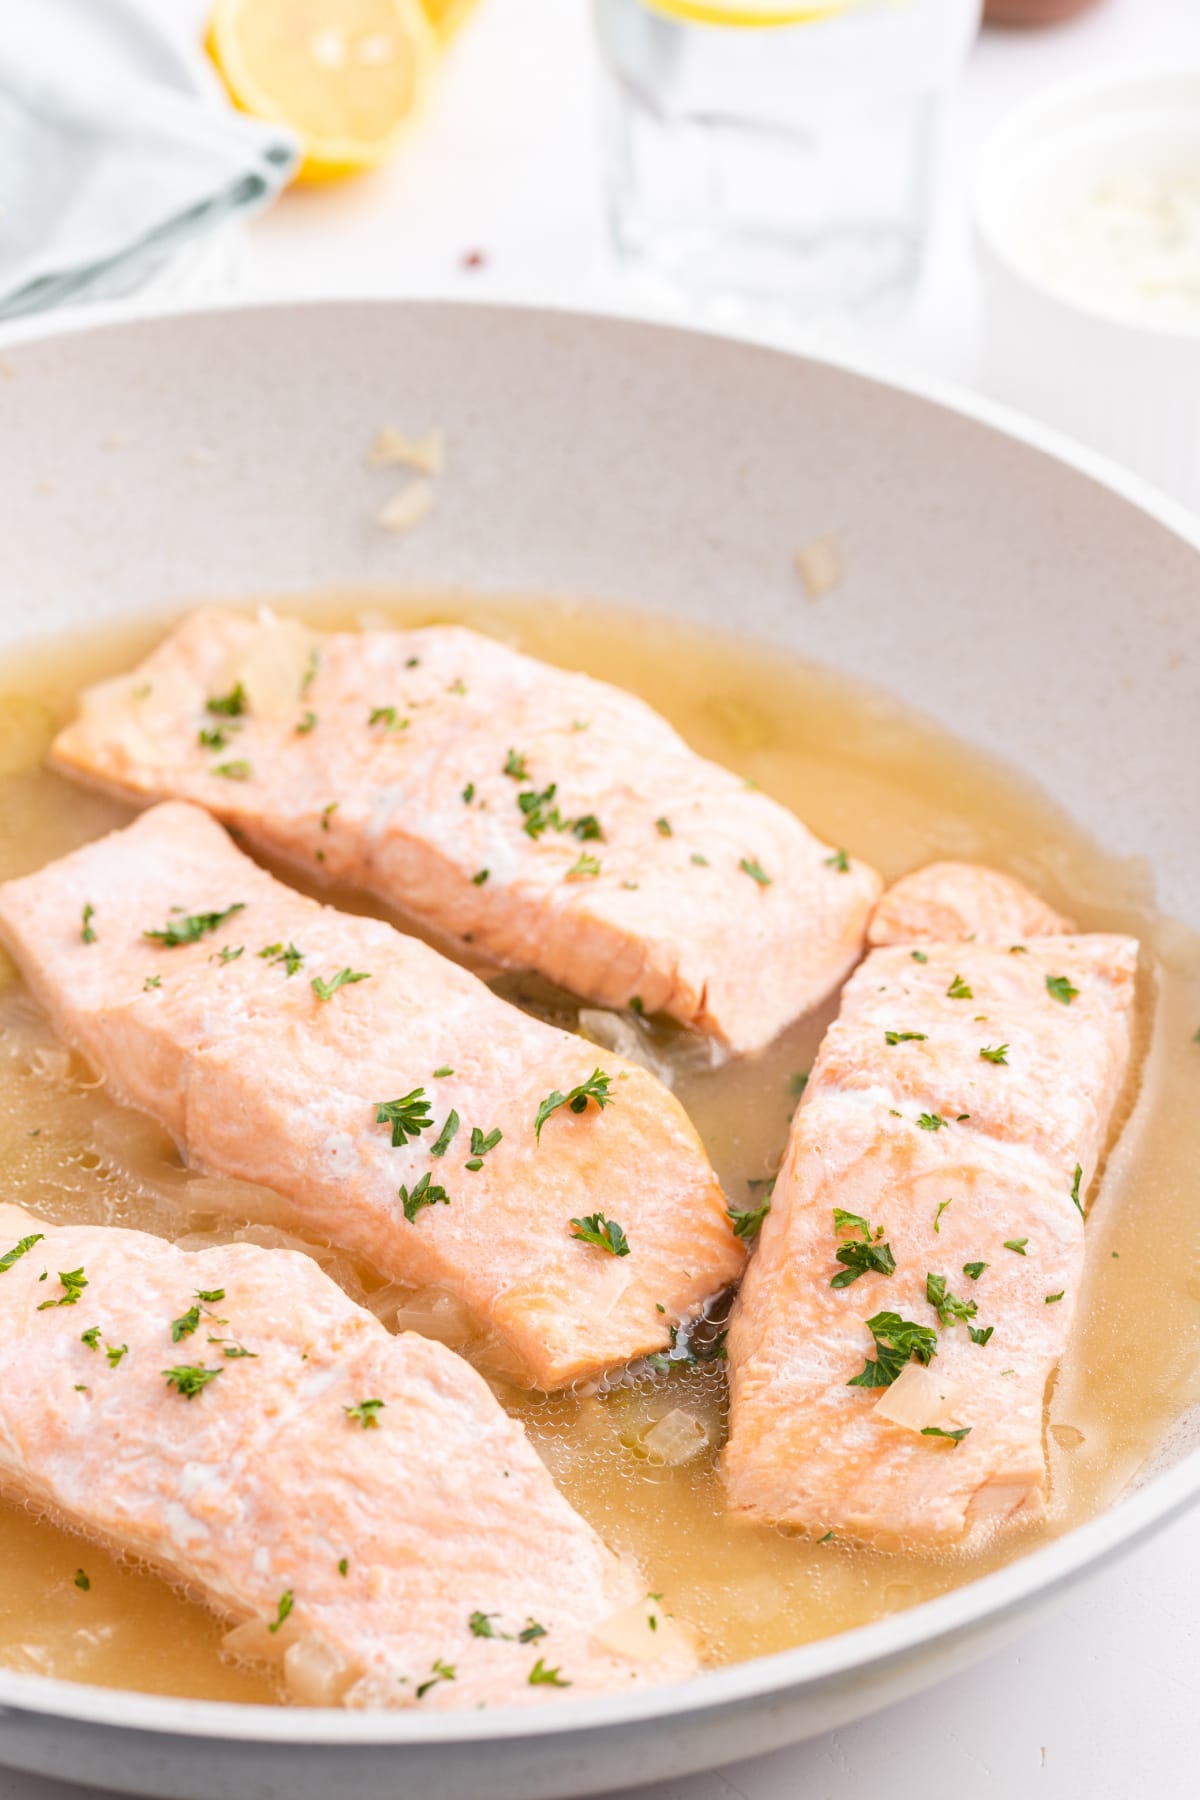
725;931;1137;1546
869;861;1074;948
48;608;881;1054
0;1204;695;1708
0;803;742;1390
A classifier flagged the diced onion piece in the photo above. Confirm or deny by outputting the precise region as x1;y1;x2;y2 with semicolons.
233;618;318;722
222;1616;287;1665
794;534;842;598
366;425;445;474
283;1633;358;1705
389;1287;474;1345
871;1363;962;1432
592;1596;694;1663
378;480;435;533
639;1407;710;1466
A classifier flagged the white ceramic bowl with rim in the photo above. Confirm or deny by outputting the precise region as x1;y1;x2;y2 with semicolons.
0;298;1198;1800
974;64;1200;515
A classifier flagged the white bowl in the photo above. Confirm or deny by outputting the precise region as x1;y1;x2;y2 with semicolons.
0;299;1198;1799
975;66;1200;514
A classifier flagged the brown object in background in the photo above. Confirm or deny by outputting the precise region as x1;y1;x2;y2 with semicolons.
985;0;1102;23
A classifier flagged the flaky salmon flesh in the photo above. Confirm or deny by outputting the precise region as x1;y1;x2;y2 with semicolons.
868;861;1075;947
0;1205;695;1708
49;609;881;1055
0;803;742;1390
725;914;1136;1547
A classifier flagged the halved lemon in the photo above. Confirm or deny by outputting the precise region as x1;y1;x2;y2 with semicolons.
208;0;438;181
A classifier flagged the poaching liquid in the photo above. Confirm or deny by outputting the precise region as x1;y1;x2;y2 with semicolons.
0;593;1197;1703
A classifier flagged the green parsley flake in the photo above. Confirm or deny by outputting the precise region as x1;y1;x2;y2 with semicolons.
81;903;97;945
368;706;407;731
399;1172;450;1223
36;1267;88;1310
925;1271;978;1328
416;1659;457;1699
259;942;304;975
469;1611;498;1638
1045;1290;1065;1304
690;852;709;866
375;1089;433;1145
171;1305;200;1343
962;1261;988;1280
566;852;601;880
885;1030;927;1045
967;1324;994;1346
1004;1238;1028;1256
917;1112;946;1132
429;1110;460;1158
946;973;973;1000
144;975;162;991
1045;973;1080;1005
830;1209;895;1288
268;1591;294;1634
824;849;850;873
74;1569;91;1591
727;1197;772;1241
654;817;672;837
433;1065;454;1078
934;1200;953;1233
320;801;338;831
528;1659;570;1688
344;1398;385;1429
162;1364;223;1399
570;1213;630;1257
461;783;475;804
534;1069;613;1142
195;1288;226;1304
311;968;370;1001
206;684;246;717
1070;1163;1085;1217
212;760;252;781
472;868;490;886
911;949;929;962
572;814;604;841
295;710;318;735
106;1343;129;1368
920;1425;971;1446
338;1558;349;1577
503;748;530;780
215;945;243;964
0;1233;44;1274
979;1043;1009;1064
739;856;772;886
847;1311;938;1389
145;904;245;949
80;1326;101;1350
198;725;230;750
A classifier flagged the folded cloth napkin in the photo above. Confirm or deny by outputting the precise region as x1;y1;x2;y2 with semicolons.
0;3;300;319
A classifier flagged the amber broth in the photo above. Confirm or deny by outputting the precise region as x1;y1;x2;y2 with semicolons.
0;593;1197;1704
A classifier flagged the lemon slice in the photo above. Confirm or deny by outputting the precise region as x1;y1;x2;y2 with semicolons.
639;0;851;23
208;0;438;180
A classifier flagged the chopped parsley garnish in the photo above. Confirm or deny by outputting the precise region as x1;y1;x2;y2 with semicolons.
461;782;475;804
962;1261;988;1280
469;1611;498;1638
106;1343;129;1367
911;949;929;963
144;975;162;990
946;973;973;999
368;706;405;731
566;852;601;880
739;857;772;886
80;1325;101;1350
196;1288;226;1303
818;1530;835;1544
572;814;604;841
967;1324;994;1345
503;748;530;780
171;1305;200;1343
301;651;320;694
465;1125;502;1171
979;1043;1009;1064
416;1659;456;1699
727;1197;772;1240
81;903;97;945
295;710;317;735
830;1209;895;1287
162;1364;223;1399
375;1088;433;1145
691;852;709;866
790;1071;810;1097
528;1659;570;1688
1045;1290;1065;1304
206;684;246;717
259;942;304;975
433;1065;454;1078
198;725;230;750
1070;1163;1085;1217
472;868;489;885
320;801;338;831
429;1110;460;1158
344;1398;385;1429
570;1213;630;1257
847;1311;938;1389
399;1172;450;1223
934;1200;953;1233
1045;973;1079;1005
212;760;252;781
74;1569;91;1591
145;903;245;948
517;782;564;838
268;1591;294;1634
220;1344;257;1359
215;945;243;964
628;996;645;1015
534;1069;613;1141
920;1425;971;1445
885;1030;927;1045
925;1272;978;1328
338;1558;349;1577
1004;1238;1028;1256
0;1232;43;1273
917;1112;946;1132
824;849;850;873
36;1266;88;1310
654;816;673;837
311;967;370;1001
518;1620;548;1643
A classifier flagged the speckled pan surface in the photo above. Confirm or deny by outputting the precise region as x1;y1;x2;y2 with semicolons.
0;299;1198;1800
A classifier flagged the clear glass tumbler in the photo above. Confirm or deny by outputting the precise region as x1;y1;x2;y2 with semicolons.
595;0;981;323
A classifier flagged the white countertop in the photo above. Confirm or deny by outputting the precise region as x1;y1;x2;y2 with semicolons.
4;2;1199;1797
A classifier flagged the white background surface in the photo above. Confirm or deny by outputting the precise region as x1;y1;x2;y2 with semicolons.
4;1;1200;1796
